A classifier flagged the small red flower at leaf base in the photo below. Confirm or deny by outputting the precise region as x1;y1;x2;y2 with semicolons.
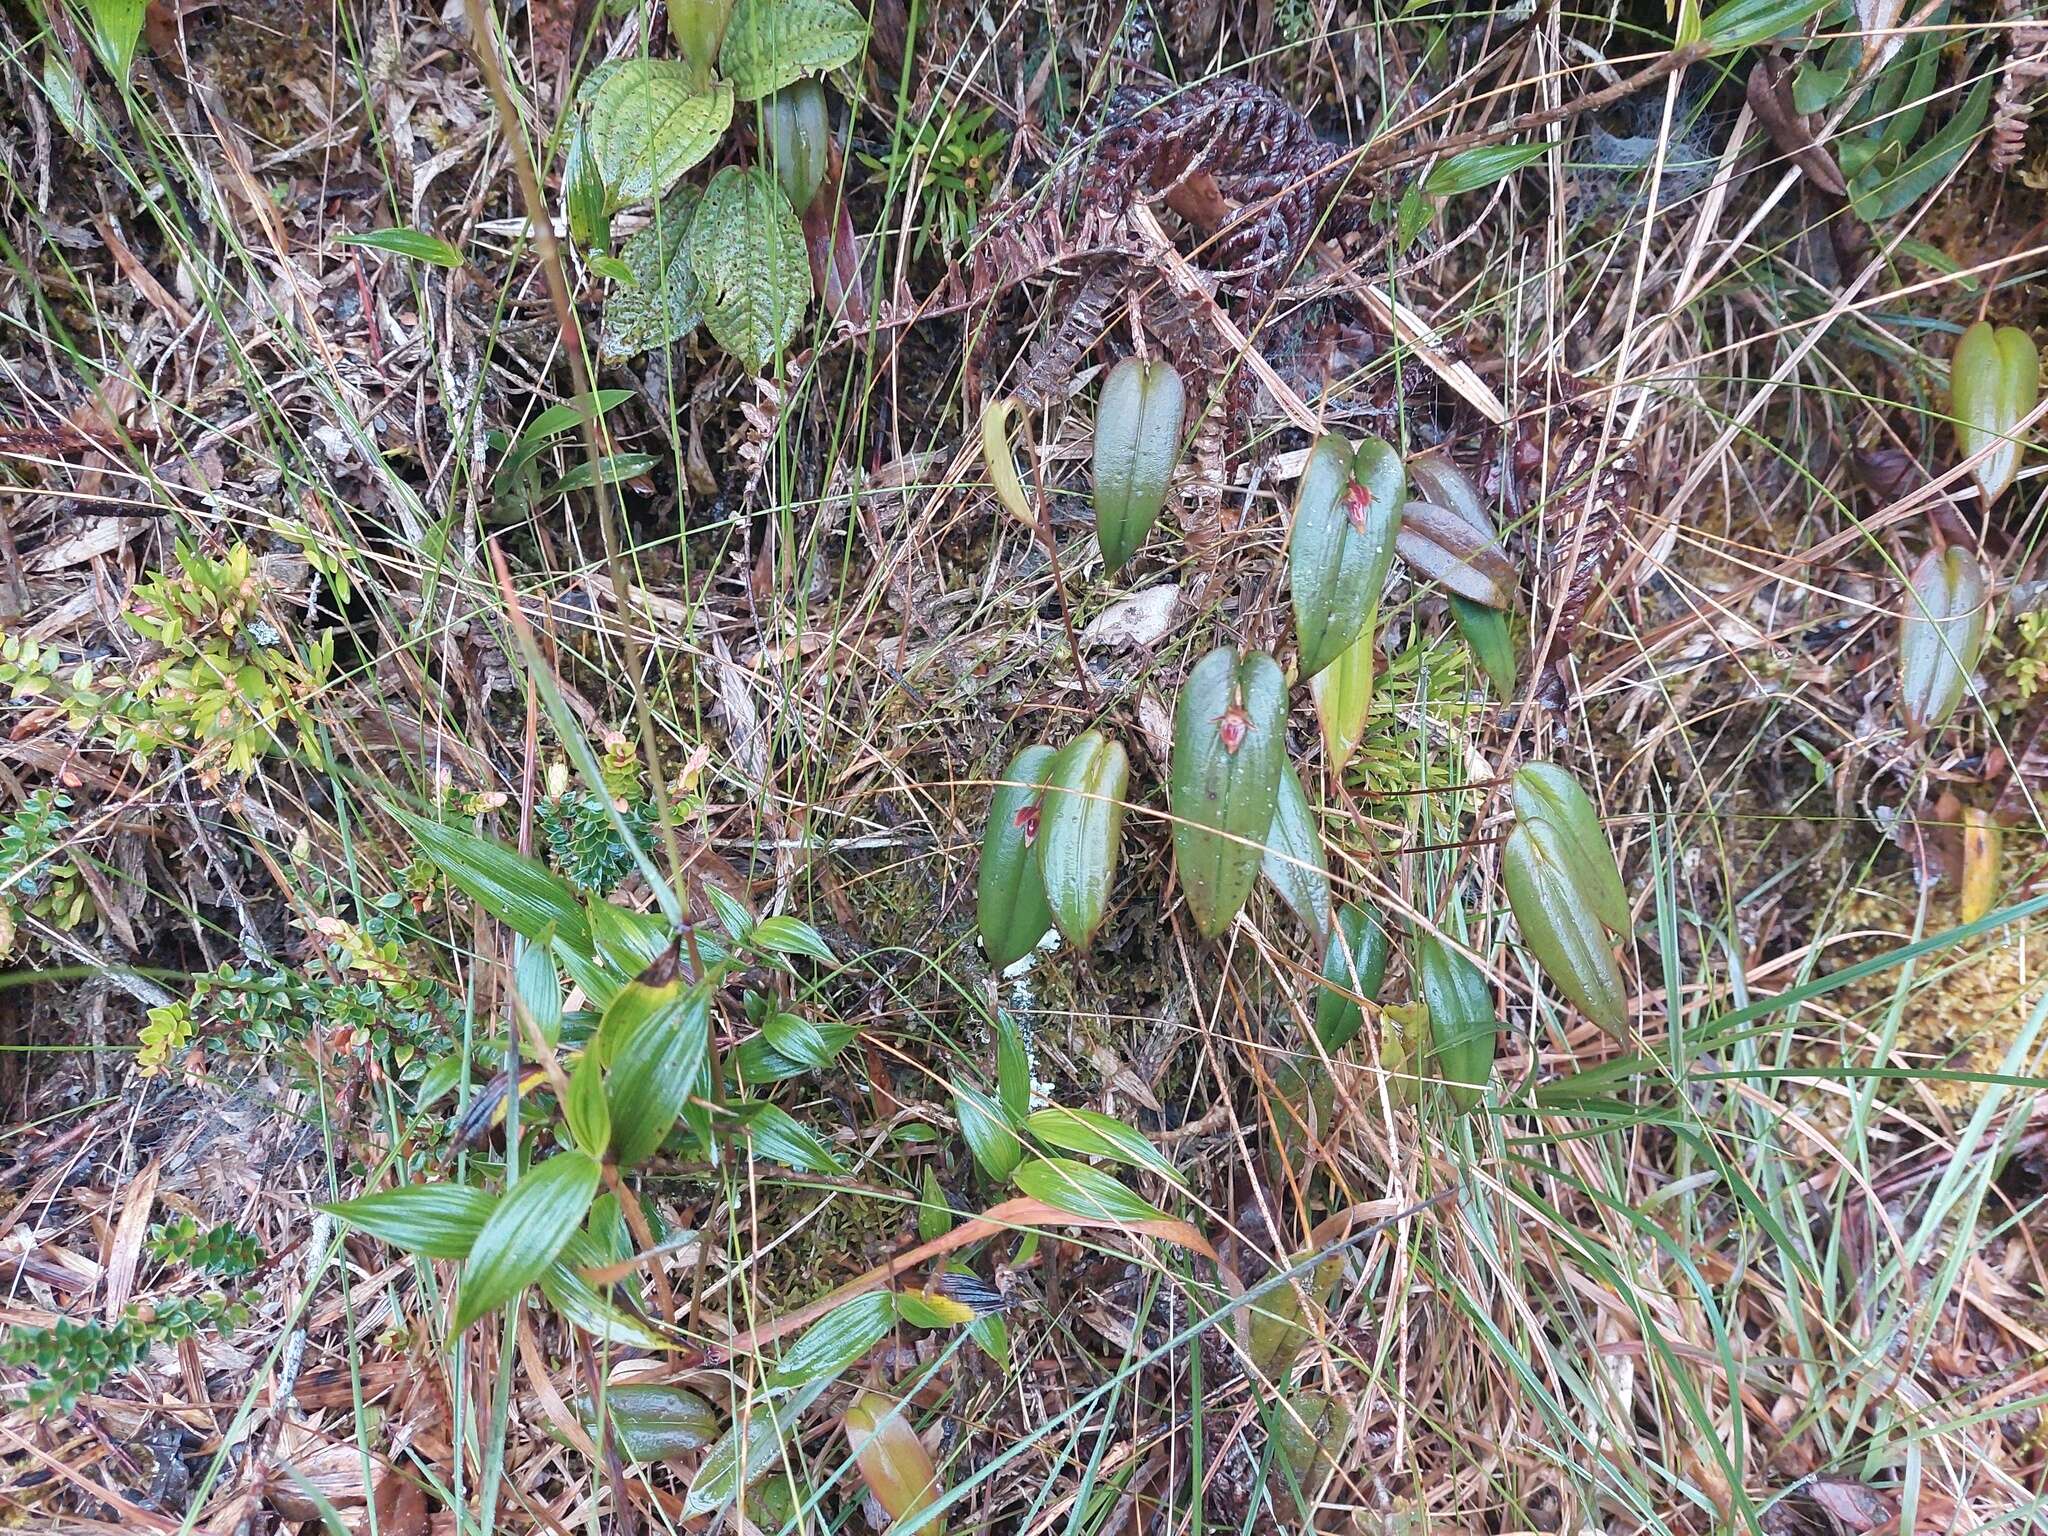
1011;804;1041;842
1214;704;1251;755
1345;480;1375;535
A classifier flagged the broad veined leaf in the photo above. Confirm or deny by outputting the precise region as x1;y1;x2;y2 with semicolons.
547;452;659;495
599;188;704;361
1510;763;1630;934
720;0;869;100
514;938;564;1047
577;1382;721;1463
1898;545;1988;740
1291;434;1403;678
1951;320;2040;507
684;1380;831;1516
760;1009;834;1069
455;1151;603;1329
1422;141;1550;196
1022;1105;1181;1185
733;1019;857;1085
1034;730;1129;951
1503;821;1627;1036
738;1101;847;1174
1013;1157;1169;1223
336;228;463;267
1169;647;1287;938
565;1047;611;1158
954;1079;1024;1182
767;1292;894;1387
607;979;712;1167
1414;921;1498;1111
390;808;591;957
322;1182;495;1260
686;165;811;372
1408;452;1519;695
1315;903;1391;1051
1699;0;1831;51
1260;759;1332;940
750;915;839;964
977;743;1058;968
1093;357;1187;571
585;61;733;205
996;1013;1031;1123
842;1391;944;1535
1310;622;1376;770
81;0;144;81
1272;1391;1353;1521
539;1261;672;1350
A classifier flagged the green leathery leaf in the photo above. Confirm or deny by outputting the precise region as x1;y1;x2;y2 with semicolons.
1315;904;1391;1051
1510;763;1630;934
1260;759;1332;940
977;743;1058;968
1503;822;1628;1036
686;166;810;373
540;1261;672;1349
1093;357;1187;571
1415;915;1499;1109
1034;730;1129;950
606;979;712;1166
584;61;733;205
1290;435;1403;678
1450;595;1518;697
763;79;829;212
1169;647;1287;938
1898;545;1989;740
1022;1105;1182;1185
1013;1158;1168;1223
1951;320;2039;507
719;0;869;101
1699;0;1830;52
455;1151;602;1330
1309;621;1376;770
1395;500;1516;607
322;1182;495;1260
577;1383;721;1463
